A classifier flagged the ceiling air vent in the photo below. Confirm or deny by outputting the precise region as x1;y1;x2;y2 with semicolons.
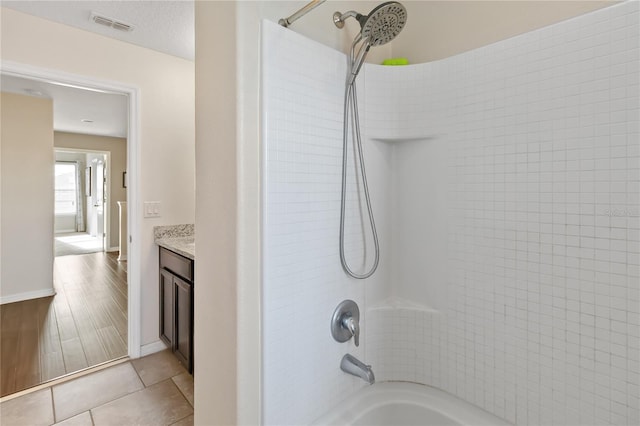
90;12;134;32
112;21;133;32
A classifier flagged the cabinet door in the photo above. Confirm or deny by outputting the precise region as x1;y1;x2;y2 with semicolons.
159;269;174;346
174;275;193;372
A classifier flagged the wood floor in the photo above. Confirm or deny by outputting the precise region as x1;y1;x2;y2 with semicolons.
0;252;128;397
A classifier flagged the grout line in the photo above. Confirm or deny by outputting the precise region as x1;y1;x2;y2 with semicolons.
51;289;71;376
49;386;57;424
67;363;145;419
164;378;192;409
170;373;194;408
0;357;129;403
57;272;91;373
93;377;168;414
37;300;44;387
129;359;146;387
89;409;96;426
170;411;194;426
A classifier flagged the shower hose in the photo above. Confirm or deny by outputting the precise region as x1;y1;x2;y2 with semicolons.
339;38;380;280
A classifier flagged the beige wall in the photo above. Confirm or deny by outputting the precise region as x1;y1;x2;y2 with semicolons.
54;132;127;250
196;0;621;424
393;1;618;63
194;3;237;424
1;92;55;303
1;7;195;348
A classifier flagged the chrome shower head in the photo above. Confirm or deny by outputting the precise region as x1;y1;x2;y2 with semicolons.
359;2;407;46
333;2;407;46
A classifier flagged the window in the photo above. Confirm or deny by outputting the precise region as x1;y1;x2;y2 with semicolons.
55;162;78;215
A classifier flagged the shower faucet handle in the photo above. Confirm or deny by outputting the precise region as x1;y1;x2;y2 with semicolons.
342;315;360;347
331;300;361;347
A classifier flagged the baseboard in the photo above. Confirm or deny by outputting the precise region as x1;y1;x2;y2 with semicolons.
107;246;119;252
139;340;168;357
0;288;56;305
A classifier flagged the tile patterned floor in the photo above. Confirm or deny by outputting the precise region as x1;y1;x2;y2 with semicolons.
0;350;193;426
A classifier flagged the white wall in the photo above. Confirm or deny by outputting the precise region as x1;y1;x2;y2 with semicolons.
1;92;55;303
363;2;639;425
1;8;195;348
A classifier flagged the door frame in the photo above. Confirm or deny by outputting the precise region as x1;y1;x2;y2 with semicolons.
2;60;142;358
53;159;84;234
89;153;109;251
55;148;111;250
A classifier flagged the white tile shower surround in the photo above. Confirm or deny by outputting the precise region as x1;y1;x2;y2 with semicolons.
261;20;393;425
262;2;639;426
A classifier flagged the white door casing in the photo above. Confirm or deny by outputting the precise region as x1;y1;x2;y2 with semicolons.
1;60;142;358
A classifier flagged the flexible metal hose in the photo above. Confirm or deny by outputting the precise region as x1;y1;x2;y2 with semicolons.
339;39;380;279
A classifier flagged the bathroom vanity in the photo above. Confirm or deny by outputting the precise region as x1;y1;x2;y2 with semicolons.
159;247;193;372
154;225;195;373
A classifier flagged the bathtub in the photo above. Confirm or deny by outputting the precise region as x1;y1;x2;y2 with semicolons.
311;382;511;426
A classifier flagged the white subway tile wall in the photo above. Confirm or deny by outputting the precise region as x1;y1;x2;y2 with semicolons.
261;21;381;425
364;2;639;426
366;308;443;384
262;1;638;425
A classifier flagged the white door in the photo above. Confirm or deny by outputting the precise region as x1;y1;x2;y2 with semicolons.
95;159;106;251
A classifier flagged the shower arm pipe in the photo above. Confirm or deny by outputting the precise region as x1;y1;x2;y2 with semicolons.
279;0;326;27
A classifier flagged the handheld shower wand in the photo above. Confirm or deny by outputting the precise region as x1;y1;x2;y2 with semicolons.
348;36;371;86
334;2;407;279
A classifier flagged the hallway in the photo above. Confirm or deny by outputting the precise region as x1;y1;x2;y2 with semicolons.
54;232;104;257
0;252;127;397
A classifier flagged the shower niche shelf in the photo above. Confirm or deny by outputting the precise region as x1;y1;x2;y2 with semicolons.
370;134;441;143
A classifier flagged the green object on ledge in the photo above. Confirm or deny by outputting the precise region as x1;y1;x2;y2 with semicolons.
382;57;409;66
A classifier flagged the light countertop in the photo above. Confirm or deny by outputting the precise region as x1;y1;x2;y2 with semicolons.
155;236;194;260
154;224;195;260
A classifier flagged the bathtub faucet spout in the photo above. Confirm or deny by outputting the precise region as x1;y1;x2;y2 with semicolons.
340;354;375;384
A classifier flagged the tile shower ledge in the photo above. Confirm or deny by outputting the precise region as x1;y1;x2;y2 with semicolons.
154;225;195;259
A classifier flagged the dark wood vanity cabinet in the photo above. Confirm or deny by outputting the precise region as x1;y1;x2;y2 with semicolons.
159;269;175;345
173;275;192;369
159;247;193;373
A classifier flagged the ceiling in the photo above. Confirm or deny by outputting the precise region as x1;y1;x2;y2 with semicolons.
1;1;194;139
2;1;194;61
1;74;129;138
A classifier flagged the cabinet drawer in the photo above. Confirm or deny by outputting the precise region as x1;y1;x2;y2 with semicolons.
160;247;193;281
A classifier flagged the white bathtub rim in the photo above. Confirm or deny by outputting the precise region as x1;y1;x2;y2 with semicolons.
311;381;512;426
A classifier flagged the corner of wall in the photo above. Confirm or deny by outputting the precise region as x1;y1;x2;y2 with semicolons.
194;2;239;425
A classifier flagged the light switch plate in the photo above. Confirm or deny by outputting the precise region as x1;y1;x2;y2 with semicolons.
144;201;161;218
